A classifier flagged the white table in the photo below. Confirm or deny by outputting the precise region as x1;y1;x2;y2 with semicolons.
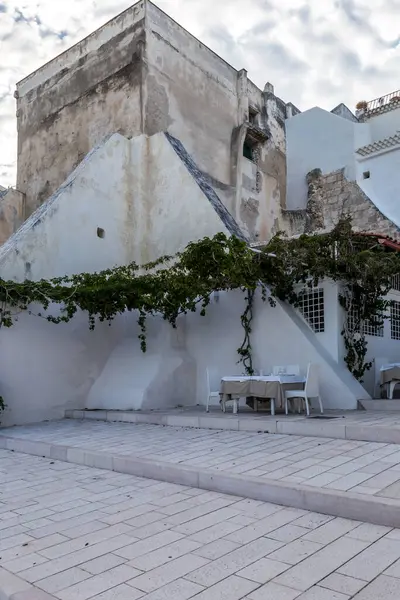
220;375;306;414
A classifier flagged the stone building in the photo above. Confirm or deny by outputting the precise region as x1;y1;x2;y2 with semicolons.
1;0;400;425
10;0;302;247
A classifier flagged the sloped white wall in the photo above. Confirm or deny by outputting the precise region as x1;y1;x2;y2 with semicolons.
0;132;227;426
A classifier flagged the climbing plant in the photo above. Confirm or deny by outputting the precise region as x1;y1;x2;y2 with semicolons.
0;218;398;382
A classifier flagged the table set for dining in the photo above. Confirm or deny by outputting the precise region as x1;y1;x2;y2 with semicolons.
219;374;306;415
380;363;400;398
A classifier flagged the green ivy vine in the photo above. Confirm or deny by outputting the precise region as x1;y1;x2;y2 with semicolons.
0;218;398;387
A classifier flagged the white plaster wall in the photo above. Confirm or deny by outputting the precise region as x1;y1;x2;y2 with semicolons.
356;147;400;230
0;131;228;426
0;129;369;425
295;280;341;362
368;109;400;143
286;107;367;209
186;289;369;411
336;289;400;397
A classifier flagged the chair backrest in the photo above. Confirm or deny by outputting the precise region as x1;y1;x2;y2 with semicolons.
305;363;319;397
272;364;300;376
206;367;219;394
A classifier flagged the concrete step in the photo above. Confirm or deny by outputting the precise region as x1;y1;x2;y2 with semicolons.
359;399;400;411
3;419;400;529
66;407;400;444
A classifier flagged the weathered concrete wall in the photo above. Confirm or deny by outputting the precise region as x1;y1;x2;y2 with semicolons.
232;81;290;244
14;0;293;247
16;1;146;215
0;188;25;246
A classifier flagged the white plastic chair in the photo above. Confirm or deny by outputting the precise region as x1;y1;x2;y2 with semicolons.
273;365;300;375
206;368;221;412
221;395;239;414
284;363;323;416
388;380;400;399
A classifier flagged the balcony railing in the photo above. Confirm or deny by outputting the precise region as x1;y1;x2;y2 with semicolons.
367;89;400;112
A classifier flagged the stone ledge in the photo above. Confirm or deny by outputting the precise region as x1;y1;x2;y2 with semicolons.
3;430;400;528
65;409;400;444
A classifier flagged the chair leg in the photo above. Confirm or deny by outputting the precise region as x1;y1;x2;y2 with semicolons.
305;395;310;416
389;381;397;400
271;398;275;416
285;397;289;415
318;395;323;414
233;399;238;414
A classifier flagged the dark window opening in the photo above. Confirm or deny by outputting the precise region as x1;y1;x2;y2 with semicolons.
243;141;253;160
363;171;370;179
97;227;105;239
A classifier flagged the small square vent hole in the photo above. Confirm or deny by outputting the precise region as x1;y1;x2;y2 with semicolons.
97;227;105;239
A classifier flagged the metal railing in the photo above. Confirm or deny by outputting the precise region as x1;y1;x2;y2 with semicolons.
367;89;400;111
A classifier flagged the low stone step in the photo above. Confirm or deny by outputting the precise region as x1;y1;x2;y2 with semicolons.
65;407;400;445
3;420;400;529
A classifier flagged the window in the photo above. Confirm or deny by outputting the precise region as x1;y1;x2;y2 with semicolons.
392;274;400;291
391;301;400;340
363;171;370;179
243;141;253;160
346;307;383;337
362;318;384;337
298;288;325;333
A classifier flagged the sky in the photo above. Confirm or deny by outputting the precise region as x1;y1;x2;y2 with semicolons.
1;0;399;187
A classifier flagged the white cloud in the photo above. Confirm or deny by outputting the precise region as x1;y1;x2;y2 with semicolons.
0;0;399;187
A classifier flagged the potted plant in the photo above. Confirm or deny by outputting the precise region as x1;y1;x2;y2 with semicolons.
356;100;368;110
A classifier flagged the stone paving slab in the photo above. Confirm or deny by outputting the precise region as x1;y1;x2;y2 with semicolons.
5;421;400;527
2;450;400;599
65;406;400;445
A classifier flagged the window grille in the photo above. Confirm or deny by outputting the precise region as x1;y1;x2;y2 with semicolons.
362;318;384;337
298;288;325;333
391;301;400;340
392;274;400;291
346;307;383;337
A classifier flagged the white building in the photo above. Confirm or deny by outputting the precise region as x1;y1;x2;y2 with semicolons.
1;1;400;425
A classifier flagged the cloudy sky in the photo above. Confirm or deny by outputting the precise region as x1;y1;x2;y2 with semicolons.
1;0;399;187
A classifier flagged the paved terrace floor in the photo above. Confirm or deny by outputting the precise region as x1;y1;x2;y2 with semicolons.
4;420;400;528
65;405;400;444
3;449;400;599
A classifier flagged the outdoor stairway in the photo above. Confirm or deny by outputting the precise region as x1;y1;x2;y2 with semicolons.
4;417;400;530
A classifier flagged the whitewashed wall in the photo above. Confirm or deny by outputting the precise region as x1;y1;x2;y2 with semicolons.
0;131;369;426
286;105;400;233
357;146;400;230
0;131;227;425
285;107;364;209
335;288;400;398
186;289;368;411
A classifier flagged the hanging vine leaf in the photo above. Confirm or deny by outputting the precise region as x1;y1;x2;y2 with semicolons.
0;218;399;381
